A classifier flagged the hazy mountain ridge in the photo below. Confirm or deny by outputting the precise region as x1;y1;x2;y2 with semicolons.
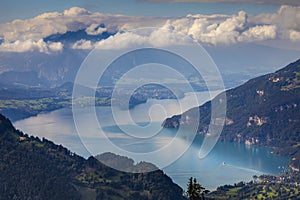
163;59;300;169
1;41;299;89
0;114;185;200
0;49;88;86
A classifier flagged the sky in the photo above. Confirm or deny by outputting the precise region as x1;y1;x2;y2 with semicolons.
0;0;284;23
0;0;299;75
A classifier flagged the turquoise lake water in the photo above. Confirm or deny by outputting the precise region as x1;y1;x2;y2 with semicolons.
14;91;289;190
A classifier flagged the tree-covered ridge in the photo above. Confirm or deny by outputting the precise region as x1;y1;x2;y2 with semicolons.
163;59;300;169
0;114;185;200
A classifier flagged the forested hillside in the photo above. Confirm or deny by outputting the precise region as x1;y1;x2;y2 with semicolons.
0;114;185;200
164;59;300;169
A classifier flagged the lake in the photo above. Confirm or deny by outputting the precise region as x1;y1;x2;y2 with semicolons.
14;91;289;190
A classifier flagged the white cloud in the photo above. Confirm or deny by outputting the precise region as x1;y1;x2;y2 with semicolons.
72;39;94;49
95;32;148;49
251;5;300;41
164;7;299;46
63;7;90;16
0;39;63;53
149;21;194;46
85;24;107;35
205;11;246;45
0;7;162;43
94;23;194;49
289;30;300;42
35;12;62;19
238;25;277;42
0;5;299;52
48;41;64;52
171;10;248;45
276;5;300;30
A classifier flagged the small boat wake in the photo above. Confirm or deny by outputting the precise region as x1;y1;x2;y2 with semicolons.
220;162;263;175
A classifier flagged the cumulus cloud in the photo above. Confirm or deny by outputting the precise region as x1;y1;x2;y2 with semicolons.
162;6;299;46
94;11;247;48
35;12;62;19
93;6;299;49
149;21;194;46
94;23;194;49
251;5;300;41
48;41;64;52
0;7;163;52
85;24;107;35
0;39;63;53
289;30;300;42
170;10;275;45
63;7;90;16
0;7;162;42
72;39;94;49
238;25;277;42
95;32;148;49
0;5;299;52
197;10;247;45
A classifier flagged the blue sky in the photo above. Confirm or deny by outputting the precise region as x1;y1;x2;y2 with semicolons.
0;0;281;23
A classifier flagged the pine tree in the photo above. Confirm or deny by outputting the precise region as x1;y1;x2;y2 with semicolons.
186;177;210;200
187;177;194;199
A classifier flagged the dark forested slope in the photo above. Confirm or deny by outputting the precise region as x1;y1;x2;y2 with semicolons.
0;114;185;200
164;59;300;169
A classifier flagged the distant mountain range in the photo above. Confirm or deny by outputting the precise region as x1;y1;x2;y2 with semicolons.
0;114;185;199
0;49;87;87
164;59;300;170
1;40;298;90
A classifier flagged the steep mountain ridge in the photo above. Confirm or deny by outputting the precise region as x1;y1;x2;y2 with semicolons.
164;59;300;169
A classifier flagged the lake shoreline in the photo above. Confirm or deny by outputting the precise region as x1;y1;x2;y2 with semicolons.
14;106;290;190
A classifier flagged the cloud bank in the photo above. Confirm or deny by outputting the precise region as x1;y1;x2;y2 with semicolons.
0;6;299;52
0;39;63;53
